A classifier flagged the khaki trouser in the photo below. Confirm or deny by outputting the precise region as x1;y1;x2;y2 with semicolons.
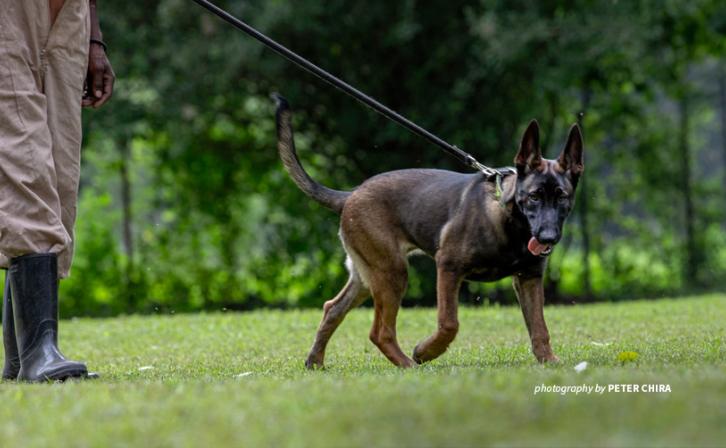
0;0;90;278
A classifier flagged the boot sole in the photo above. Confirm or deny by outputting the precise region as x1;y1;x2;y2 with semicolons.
37;365;89;382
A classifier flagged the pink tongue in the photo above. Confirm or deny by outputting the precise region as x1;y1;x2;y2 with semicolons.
528;237;551;256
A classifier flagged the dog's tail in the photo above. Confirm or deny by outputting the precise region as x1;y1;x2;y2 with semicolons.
272;94;351;214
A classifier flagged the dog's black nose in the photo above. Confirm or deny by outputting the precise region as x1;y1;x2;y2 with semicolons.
536;229;559;245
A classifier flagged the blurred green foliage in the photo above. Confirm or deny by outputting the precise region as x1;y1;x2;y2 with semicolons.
58;0;726;316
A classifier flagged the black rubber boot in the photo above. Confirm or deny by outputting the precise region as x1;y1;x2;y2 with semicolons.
2;272;21;380
10;253;89;382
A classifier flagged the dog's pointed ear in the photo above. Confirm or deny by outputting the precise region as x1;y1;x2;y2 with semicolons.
557;124;584;177
515;120;542;173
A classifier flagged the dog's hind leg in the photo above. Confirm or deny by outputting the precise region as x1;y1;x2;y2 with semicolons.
412;265;462;364
305;270;369;369
367;266;416;368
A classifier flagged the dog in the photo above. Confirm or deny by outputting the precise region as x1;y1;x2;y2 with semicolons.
273;95;584;368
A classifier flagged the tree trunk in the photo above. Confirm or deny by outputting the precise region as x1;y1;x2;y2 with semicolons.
719;67;726;219
577;88;593;300
678;95;698;286
119;138;135;308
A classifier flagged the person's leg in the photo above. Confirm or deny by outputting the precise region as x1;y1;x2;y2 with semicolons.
0;0;66;379
0;0;92;382
2;271;20;379
0;1;71;264
45;0;90;279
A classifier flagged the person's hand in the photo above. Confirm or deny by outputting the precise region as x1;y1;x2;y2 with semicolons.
82;42;114;108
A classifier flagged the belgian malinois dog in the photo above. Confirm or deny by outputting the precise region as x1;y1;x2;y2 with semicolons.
273;95;584;368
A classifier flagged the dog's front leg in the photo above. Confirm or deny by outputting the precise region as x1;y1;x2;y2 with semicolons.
412;267;461;364
512;274;559;363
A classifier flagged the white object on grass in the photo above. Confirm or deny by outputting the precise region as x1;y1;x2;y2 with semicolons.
235;372;253;378
138;365;154;371
574;361;588;373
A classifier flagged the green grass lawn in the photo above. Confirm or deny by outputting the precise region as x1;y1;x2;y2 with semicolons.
1;294;724;447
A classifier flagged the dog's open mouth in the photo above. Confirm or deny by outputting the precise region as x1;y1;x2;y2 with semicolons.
527;237;553;257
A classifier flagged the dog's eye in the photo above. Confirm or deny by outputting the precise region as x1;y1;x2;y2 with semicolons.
528;192;541;202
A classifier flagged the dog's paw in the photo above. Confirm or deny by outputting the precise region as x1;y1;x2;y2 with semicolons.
399;358;418;368
535;353;560;364
304;354;325;370
411;345;424;365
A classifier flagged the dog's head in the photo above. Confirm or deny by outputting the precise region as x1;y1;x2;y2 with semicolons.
513;120;584;257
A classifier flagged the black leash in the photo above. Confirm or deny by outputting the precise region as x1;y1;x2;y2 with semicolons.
191;0;513;179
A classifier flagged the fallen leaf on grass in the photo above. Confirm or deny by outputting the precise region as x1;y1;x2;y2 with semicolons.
617;351;639;363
